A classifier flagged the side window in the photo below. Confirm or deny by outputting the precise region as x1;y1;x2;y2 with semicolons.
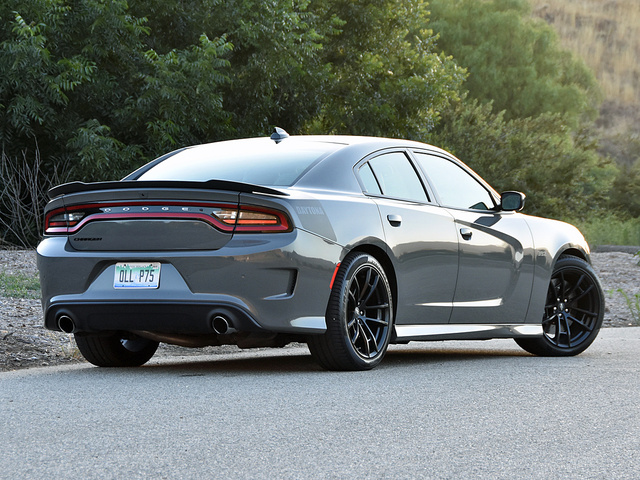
414;153;495;211
358;163;382;194
366;152;429;203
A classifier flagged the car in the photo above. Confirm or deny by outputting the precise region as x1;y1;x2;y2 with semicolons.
37;129;605;370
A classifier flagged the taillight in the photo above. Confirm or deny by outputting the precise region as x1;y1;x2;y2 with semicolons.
45;205;100;234
233;206;290;232
210;206;290;232
47;211;85;227
45;203;291;234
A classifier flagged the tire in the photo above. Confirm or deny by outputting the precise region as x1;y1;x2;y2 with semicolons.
75;332;159;367
308;252;393;371
515;255;604;356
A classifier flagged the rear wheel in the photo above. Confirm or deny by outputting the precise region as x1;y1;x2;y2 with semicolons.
308;252;393;371
75;332;159;367
515;256;604;356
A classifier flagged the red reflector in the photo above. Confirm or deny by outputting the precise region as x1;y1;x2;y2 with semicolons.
329;263;341;290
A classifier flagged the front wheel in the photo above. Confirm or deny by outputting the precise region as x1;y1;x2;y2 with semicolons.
308;252;393;371
515;256;604;356
75;332;159;367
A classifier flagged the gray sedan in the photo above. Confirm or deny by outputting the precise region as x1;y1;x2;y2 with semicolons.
37;130;604;370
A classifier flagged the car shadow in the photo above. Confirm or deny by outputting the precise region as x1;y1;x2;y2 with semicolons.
117;342;534;375
382;345;532;367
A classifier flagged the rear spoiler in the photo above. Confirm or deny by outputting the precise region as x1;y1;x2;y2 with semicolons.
48;180;288;199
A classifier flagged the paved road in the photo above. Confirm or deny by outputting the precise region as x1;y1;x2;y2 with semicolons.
1;328;639;479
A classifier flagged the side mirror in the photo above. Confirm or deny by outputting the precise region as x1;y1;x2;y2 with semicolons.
500;191;526;212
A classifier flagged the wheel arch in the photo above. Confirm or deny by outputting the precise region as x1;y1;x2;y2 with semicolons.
516;254;604;356
555;246;589;264
309;245;396;370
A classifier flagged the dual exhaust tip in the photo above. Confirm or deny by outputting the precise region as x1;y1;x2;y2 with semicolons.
56;313;236;335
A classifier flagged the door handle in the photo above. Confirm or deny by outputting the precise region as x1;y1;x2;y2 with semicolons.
387;214;402;227
460;228;473;240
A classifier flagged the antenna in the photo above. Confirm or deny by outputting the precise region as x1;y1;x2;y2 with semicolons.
270;127;290;144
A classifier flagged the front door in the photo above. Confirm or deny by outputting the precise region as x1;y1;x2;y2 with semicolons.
412;151;535;324
449;209;534;323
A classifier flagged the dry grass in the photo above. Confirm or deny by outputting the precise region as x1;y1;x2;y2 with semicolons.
531;0;640;134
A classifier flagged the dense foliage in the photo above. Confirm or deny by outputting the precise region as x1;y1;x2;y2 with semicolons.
0;0;634;247
0;0;232;181
428;99;615;219
0;0;464;176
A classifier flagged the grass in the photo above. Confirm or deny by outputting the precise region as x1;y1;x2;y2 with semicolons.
567;216;640;247
0;272;41;299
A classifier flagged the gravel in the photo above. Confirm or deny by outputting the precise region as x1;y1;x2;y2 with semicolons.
1;248;638;372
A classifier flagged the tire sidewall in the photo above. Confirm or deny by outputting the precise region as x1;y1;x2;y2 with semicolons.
329;253;393;369
541;256;605;355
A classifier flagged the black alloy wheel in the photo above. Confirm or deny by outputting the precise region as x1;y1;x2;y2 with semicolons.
75;332;159;367
307;252;393;371
516;256;604;356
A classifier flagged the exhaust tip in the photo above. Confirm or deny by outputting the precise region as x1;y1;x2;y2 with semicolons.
212;315;235;335
57;315;76;334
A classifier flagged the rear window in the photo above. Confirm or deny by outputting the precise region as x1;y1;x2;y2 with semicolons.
134;138;342;186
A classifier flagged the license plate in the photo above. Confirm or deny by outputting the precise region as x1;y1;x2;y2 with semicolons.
114;262;161;289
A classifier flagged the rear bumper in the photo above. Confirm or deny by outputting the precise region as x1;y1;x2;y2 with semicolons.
44;301;261;335
37;229;341;336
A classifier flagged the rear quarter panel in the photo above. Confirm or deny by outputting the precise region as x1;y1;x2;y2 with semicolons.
241;188;387;254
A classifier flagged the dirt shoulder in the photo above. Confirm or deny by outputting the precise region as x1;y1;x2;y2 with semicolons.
1;249;638;372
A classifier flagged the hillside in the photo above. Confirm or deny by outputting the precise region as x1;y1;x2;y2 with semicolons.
530;0;640;164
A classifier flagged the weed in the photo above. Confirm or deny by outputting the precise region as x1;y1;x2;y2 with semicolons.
616;288;640;325
53;332;83;360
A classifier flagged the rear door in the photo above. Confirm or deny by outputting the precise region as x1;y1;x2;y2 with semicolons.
412;151;535;324
357;151;459;325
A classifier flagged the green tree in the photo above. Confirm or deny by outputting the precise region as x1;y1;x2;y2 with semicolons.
129;0;337;137
207;0;332;136
428;0;600;124
307;0;465;138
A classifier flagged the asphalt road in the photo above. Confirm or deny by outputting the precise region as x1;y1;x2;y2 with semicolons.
1;328;639;480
